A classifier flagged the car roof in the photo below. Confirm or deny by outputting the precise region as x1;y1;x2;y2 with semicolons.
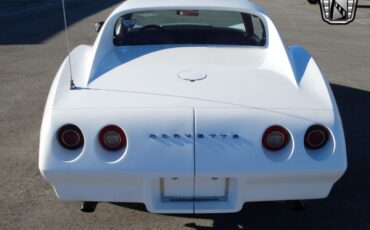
112;0;265;15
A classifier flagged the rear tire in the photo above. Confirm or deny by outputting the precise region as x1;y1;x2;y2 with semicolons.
287;200;306;211
80;202;98;212
307;0;318;4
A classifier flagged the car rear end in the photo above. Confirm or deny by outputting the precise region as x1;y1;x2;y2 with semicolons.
40;105;346;213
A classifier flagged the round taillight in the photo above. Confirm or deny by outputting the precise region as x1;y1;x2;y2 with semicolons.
57;124;84;150
99;125;127;151
262;125;290;151
305;125;329;149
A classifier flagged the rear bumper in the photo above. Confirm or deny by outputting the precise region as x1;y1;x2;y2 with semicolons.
42;165;345;214
39;107;347;213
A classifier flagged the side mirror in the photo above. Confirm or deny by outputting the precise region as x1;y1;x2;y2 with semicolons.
94;21;104;33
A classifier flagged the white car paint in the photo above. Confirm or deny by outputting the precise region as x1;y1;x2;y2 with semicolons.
39;0;347;213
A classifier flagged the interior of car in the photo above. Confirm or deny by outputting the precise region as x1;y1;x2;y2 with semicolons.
113;10;266;46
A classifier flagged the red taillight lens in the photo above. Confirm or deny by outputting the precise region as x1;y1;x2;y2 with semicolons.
57;124;84;150
262;125;290;151
99;125;127;151
305;125;329;150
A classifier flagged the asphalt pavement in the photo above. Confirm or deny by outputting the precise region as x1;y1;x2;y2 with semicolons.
0;0;369;229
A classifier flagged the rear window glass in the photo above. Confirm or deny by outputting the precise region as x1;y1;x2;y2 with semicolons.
113;10;266;46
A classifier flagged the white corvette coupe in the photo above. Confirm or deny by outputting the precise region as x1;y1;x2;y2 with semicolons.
39;0;347;214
